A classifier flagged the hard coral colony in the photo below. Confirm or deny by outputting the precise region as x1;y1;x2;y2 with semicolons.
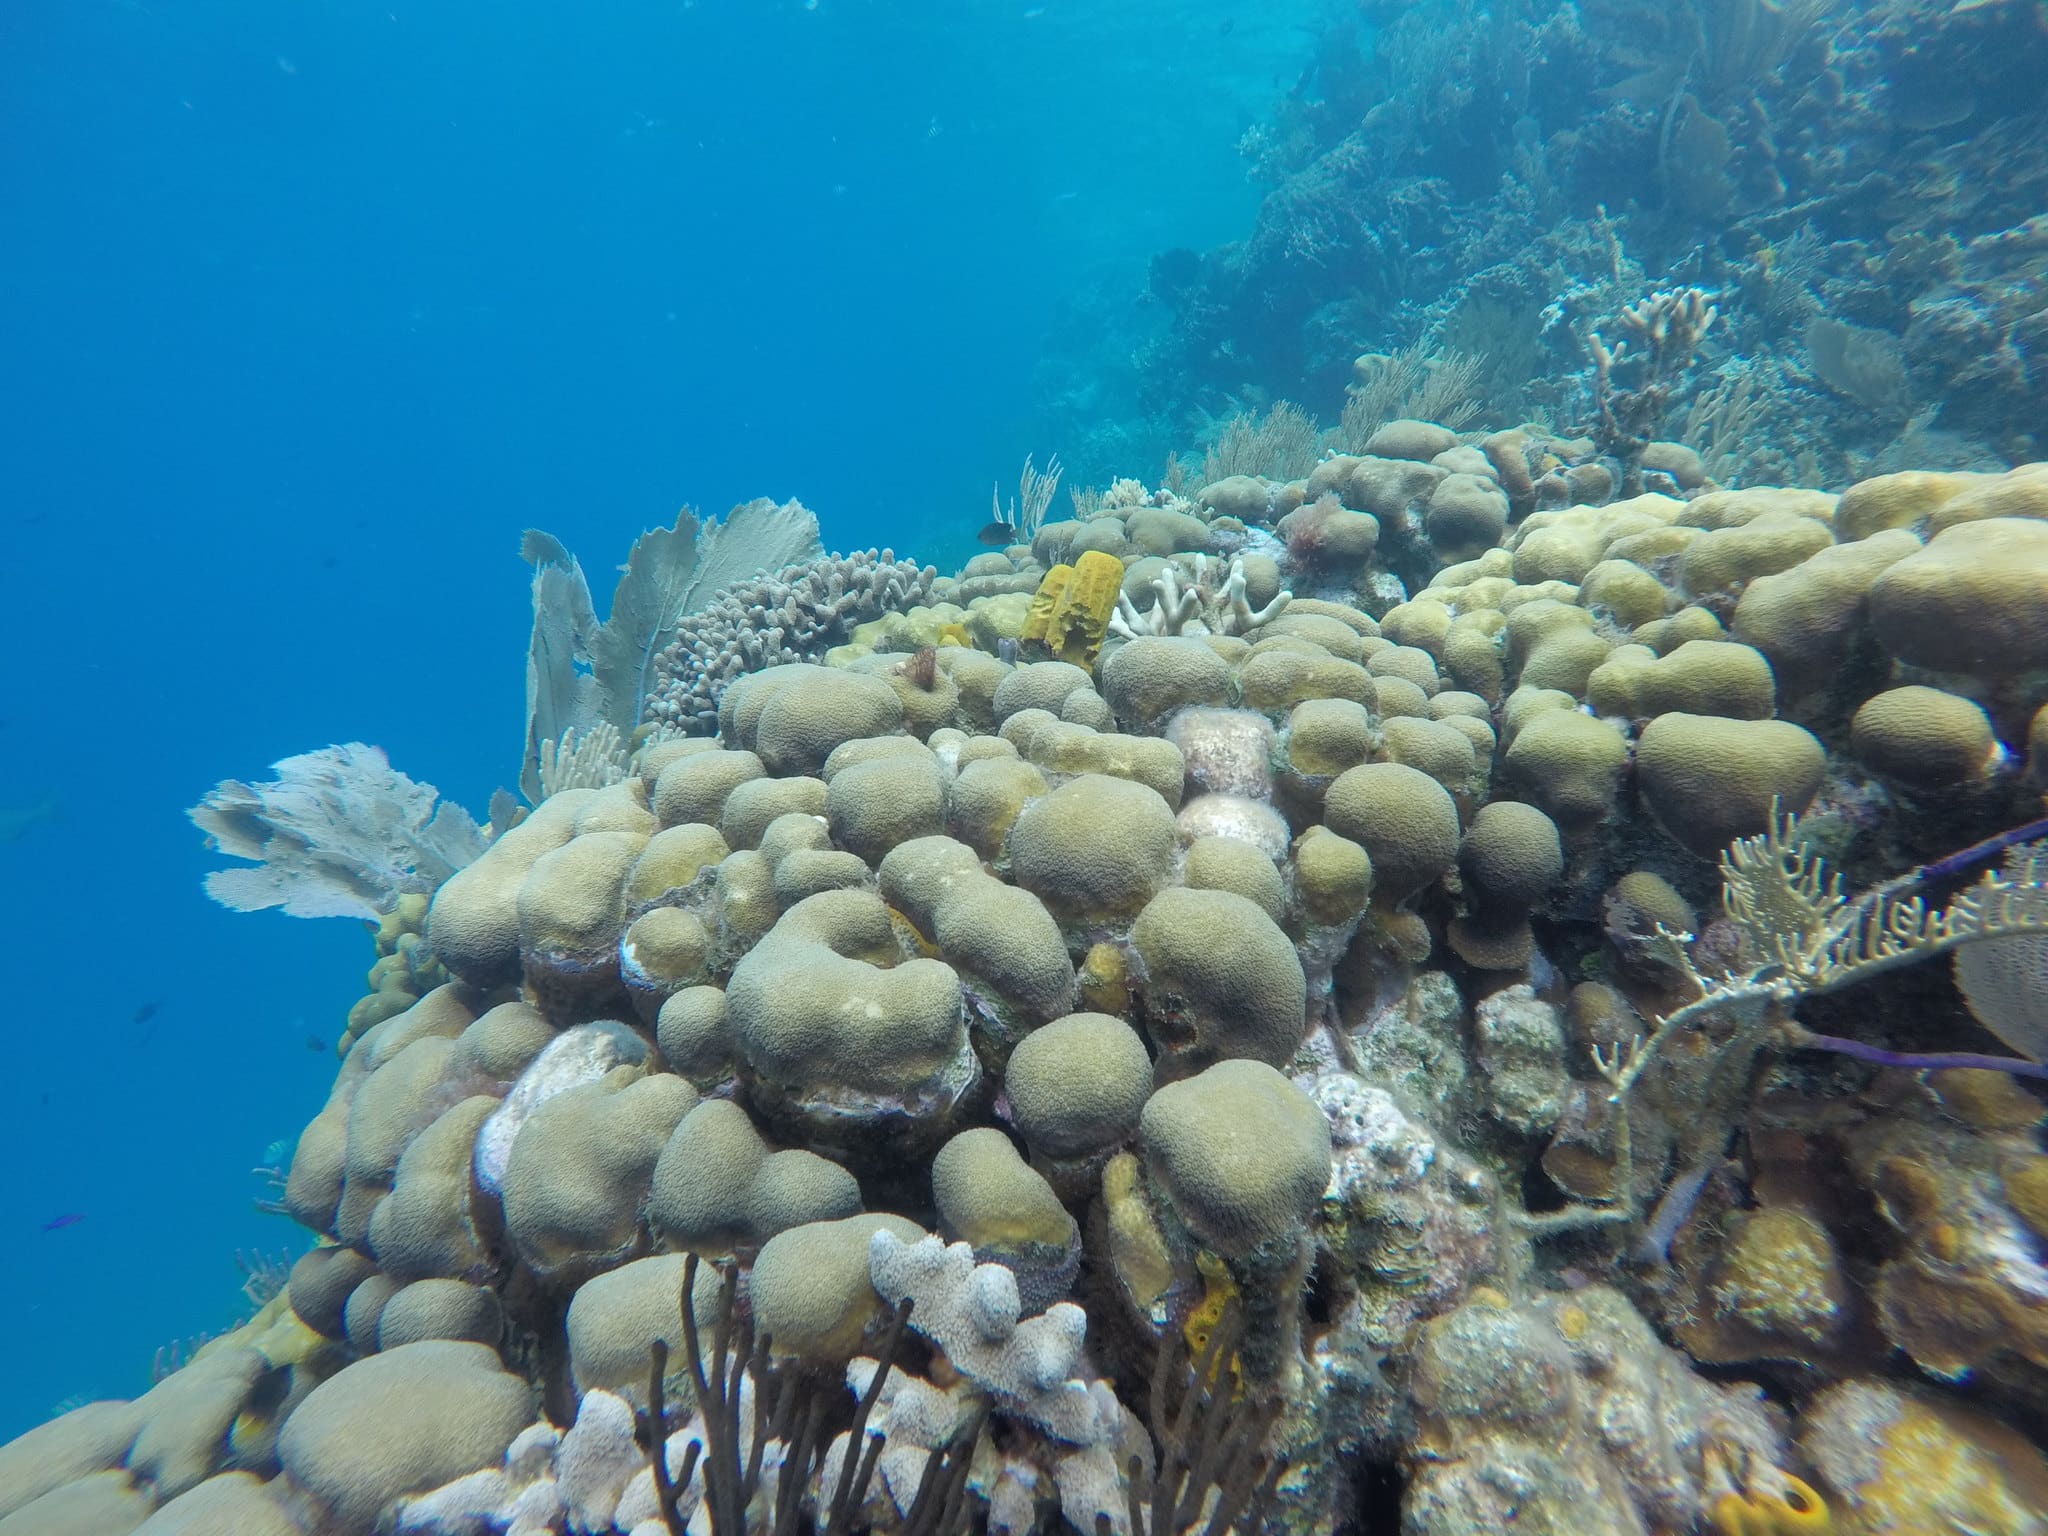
15;40;2048;1536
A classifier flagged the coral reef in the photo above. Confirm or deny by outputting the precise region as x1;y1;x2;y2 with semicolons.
112;390;2048;1536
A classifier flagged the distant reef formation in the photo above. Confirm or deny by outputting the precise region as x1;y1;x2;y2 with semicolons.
1041;0;2048;493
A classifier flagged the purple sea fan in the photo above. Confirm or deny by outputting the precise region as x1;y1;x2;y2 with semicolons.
189;742;488;921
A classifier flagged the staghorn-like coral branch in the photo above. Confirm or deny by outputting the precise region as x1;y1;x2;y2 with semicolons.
1110;554;1291;640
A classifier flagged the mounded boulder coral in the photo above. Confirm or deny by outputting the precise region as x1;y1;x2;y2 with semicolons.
1511;602;1613;695
1635;713;1826;856
627;820;731;904
1006;773;1178;932
426;791;586;987
1322;762;1461;904
472;1018;647;1200
1004;1011;1154;1177
1868;517;2048;674
1914;462;2048;534
1678;510;1835;598
1284;697;1374;781
749;1213;928;1361
276;1340;531;1532
650;748;764;829
722;664;907;775
1003;712;1187;807
0;1470;154;1535
343;1275;400;1352
1577;558;1670;627
825;748;947;865
1378;716;1479;792
1100;635;1234;732
654;984;733;1088
376;1278;503;1350
1730;529;1919;694
1279;495;1382;572
931;1127;1078;1296
1237;645;1375;716
757;810;868;908
1367;418;1460;461
945;755;1048;859
367;1094;498;1281
878;837;1076;1041
287;1245;378;1340
1425;472;1509;562
1498;701;1629;836
499;1070;699;1282
1834;468;1983;540
320;994;481;1243
1137;1059;1332;1258
1291;825;1374;927
992;660;1098;723
724;887;973;1124
619;905;714;1014
128;1473;302;1536
1181;834;1286;920
1850;686;2000;788
517;827;647;1015
1586;638;1777;721
564;1252;725;1400
647;1097;861;1254
1131;886;1307;1072
1368;644;1442;697
718;774;828;851
1448;800;1563;971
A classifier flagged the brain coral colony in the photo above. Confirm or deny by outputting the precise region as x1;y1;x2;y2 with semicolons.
12;381;2048;1536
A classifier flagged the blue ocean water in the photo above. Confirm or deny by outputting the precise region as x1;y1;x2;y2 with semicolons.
0;0;1331;1438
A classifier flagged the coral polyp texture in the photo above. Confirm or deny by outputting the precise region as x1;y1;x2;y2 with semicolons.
33;416;2048;1536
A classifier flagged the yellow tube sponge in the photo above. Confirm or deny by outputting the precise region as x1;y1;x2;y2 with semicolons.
1025;549;1125;664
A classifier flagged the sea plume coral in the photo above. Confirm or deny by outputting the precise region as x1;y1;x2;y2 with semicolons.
189;743;487;921
1600;808;2048;1103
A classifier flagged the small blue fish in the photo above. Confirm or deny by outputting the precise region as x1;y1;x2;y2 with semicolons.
40;1213;85;1232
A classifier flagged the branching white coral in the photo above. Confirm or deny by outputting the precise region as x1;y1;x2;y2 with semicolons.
1109;554;1291;640
868;1231;1120;1448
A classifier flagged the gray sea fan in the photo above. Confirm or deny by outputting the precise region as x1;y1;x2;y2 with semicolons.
190;742;488;921
520;497;823;801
